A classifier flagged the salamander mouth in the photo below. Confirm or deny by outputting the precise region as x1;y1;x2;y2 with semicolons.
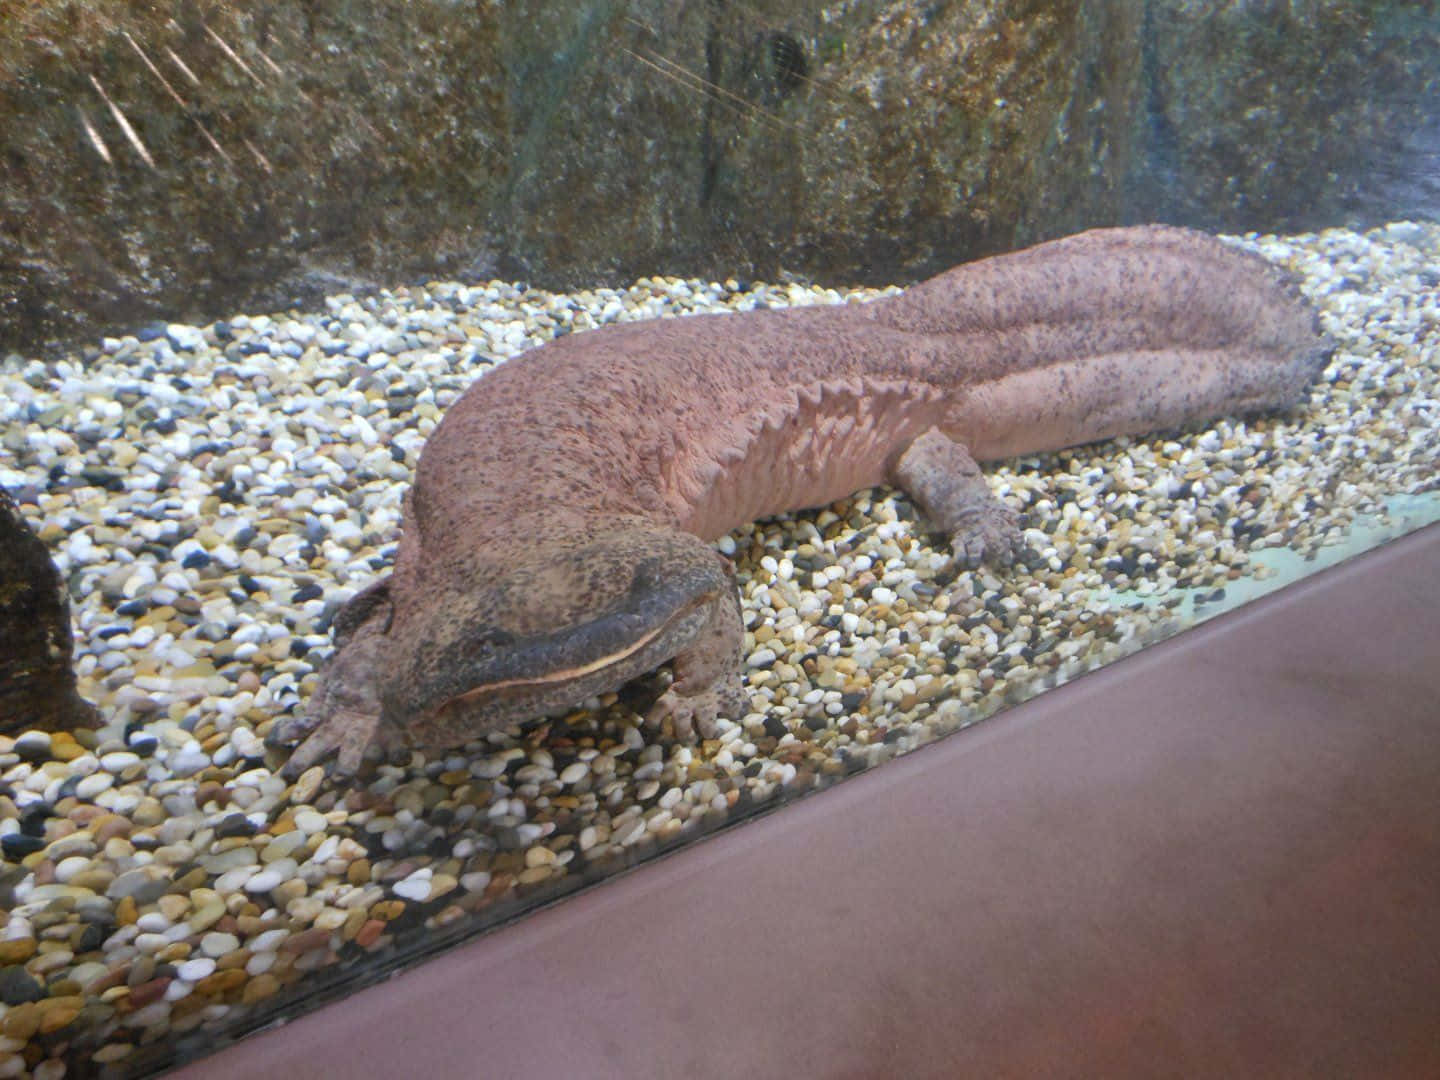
434;587;717;712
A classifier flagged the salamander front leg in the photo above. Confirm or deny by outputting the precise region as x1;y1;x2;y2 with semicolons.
645;579;750;740
893;427;1023;570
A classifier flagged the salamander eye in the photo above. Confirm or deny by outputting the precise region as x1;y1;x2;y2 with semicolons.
629;561;664;598
466;628;515;659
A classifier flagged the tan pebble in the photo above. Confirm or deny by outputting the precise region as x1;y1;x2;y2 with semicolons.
171;867;208;893
279;927;331;954
354;919;385;948
1;1003;39;1040
188;901;226;932
70;869;115;892
91;1043;136;1064
125;977;171;1009
371;900;405;922
196;969;247;995
429;874;458;898
170;993;208;1024
271;879;307;905
102;836;135;860
216;947;253;972
313;908;347;931
49;976;83;997
483;873;515;900
0;939;36;964
236;671;261;693
241;973;281;1005
432;904;466;928
289;766;325;805
115;897;138;926
234;916;273;937
36;996;85;1033
157;894;191;921
157;943;191;963
286;896;324;922
341;908;368;941
131;798;165;826
517;866;552;886
346;858;372;885
51;742;85;763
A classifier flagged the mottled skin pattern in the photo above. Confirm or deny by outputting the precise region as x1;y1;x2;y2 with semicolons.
274;226;1331;775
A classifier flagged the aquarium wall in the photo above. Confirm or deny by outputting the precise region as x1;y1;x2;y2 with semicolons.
0;2;1437;1077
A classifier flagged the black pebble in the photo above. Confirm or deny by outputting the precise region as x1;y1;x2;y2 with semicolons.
215;813;258;839
14;740;51;765
19;805;53;837
292;583;324;603
0;966;44;1006
80;468;126;492
840;691;866;711
1;834;45;859
182;551;212;570
762;715;788;739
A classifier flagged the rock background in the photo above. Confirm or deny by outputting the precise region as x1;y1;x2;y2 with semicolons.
1;0;1437;354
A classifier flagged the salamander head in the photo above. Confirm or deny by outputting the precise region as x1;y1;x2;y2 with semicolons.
278;522;731;775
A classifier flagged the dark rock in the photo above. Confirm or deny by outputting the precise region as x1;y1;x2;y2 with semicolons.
0;487;99;735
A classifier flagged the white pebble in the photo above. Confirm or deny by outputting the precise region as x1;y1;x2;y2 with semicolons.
75;773;114;799
200;932;240;958
393;869;432;901
177;957;216;982
244;869;285;893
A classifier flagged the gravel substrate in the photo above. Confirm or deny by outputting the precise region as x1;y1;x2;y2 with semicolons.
1;222;1437;1077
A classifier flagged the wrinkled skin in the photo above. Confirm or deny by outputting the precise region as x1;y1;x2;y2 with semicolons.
272;226;1331;776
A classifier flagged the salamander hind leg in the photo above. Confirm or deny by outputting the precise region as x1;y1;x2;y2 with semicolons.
645;578;750;741
893;427;1023;571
